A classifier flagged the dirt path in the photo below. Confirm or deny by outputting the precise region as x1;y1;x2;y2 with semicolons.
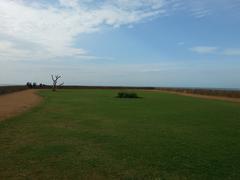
0;90;42;121
146;90;240;103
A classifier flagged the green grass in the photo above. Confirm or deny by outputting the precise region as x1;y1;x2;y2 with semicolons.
0;89;240;179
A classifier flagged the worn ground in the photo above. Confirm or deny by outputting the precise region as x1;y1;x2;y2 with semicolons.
0;90;41;121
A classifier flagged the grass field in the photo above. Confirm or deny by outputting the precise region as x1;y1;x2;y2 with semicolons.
0;89;240;179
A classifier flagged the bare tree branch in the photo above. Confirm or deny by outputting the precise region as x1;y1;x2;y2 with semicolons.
51;74;64;91
55;75;61;80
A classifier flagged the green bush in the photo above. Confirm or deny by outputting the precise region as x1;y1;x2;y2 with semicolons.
117;92;140;98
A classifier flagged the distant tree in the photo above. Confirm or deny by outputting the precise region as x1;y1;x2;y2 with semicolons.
51;75;64;91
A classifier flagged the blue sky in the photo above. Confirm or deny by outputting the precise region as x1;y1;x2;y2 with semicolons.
0;0;240;88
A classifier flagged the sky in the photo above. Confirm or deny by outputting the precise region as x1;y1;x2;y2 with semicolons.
0;0;240;88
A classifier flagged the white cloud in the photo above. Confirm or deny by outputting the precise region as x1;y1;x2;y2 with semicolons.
190;46;240;56
223;48;240;56
59;0;78;8
0;0;167;61
0;40;31;60
190;46;218;54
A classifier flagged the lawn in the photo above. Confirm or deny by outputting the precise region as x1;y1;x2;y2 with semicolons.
0;89;240;179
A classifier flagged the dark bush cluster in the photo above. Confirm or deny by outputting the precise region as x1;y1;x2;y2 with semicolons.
26;82;46;89
117;92;140;98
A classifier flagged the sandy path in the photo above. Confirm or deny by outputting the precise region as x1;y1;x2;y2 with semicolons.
146;90;240;103
0;90;42;121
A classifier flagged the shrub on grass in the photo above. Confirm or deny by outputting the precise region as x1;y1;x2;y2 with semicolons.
117;92;140;98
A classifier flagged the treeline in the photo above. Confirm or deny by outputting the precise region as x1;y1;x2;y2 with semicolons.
26;82;48;89
25;82;58;89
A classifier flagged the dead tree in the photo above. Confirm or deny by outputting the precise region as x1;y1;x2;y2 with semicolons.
51;75;64;91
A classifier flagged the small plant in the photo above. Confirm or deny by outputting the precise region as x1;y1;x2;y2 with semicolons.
117;92;140;98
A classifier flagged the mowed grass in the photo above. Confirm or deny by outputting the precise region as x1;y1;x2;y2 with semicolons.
0;90;240;179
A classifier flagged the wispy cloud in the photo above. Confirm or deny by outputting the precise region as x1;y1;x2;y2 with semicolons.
172;0;240;18
223;48;240;56
177;42;185;46
190;46;240;57
190;46;218;54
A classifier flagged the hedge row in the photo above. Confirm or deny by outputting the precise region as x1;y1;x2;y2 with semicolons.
0;86;28;96
157;88;240;98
